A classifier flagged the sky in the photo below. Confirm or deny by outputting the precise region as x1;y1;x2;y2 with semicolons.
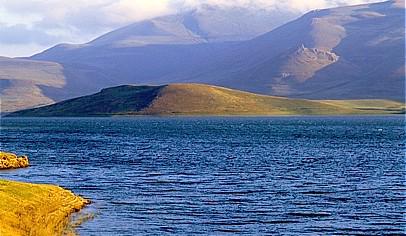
0;0;380;57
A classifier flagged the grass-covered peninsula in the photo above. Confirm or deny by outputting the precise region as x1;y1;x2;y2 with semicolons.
0;152;89;236
6;83;405;117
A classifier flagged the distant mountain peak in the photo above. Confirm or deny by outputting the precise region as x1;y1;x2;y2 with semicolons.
81;5;298;47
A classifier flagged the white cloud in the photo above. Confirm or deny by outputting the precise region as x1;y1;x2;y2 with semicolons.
179;0;379;11
0;42;47;58
0;0;382;57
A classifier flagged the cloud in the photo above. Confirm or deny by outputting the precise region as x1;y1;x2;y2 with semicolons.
178;0;379;11
0;42;48;58
0;24;59;45
0;0;382;57
0;0;174;33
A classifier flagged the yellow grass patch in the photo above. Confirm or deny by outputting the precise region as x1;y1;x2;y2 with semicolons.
0;152;29;169
141;84;405;115
0;179;89;236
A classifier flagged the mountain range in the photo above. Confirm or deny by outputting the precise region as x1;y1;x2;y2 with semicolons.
0;0;404;113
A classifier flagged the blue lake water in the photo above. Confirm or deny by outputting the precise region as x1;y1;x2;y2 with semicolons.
0;116;405;235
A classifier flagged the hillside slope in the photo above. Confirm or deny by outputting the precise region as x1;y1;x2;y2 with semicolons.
0;57;66;113
7;84;405;117
182;0;405;101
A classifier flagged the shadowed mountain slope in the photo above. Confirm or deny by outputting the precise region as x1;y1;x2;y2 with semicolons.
7;84;405;117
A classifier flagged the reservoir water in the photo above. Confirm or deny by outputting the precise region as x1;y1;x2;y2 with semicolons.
0;116;405;235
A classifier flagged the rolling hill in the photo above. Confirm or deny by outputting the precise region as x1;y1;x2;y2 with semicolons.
6;84;405;117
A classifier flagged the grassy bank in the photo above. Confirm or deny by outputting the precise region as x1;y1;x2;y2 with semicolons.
0;179;89;236
0;151;89;235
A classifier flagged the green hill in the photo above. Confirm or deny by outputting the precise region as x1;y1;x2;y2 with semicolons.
6;84;405;117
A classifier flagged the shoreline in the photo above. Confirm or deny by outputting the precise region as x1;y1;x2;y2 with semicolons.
1;113;405;119
0;178;90;236
0;152;90;236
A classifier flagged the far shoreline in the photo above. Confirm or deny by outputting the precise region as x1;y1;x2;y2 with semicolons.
1;113;405;118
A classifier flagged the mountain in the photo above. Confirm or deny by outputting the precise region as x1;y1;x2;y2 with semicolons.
32;5;298;72
35;5;295;55
2;6;296;112
28;5;297;102
90;5;295;46
0;57;66;113
2;1;404;112
32;0;405;103
6;84;404;117
176;0;405;101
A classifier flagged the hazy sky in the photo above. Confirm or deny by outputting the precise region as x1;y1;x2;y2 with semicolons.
0;0;380;57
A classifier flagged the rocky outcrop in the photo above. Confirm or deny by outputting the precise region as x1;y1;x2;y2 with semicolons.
0;151;29;169
280;45;340;82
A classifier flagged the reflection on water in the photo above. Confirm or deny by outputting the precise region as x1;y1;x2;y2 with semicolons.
0;116;405;235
